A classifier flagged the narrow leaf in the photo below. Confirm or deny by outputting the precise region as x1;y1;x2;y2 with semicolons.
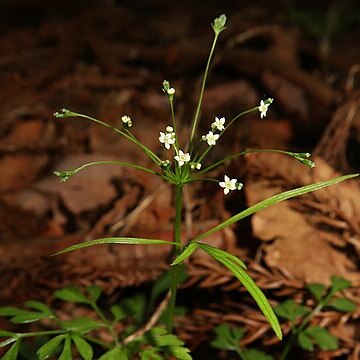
307;283;326;302
54;237;177;255
37;335;66;360
99;348;127;360
274;299;308;321
140;350;161;360
2;339;21;360
330;276;352;293
0;331;15;338
87;286;102;303
328;298;356;312
0;337;17;349
59;336;72;360
298;332;314;351
72;334;93;360
110;304;126;323
169;346;192;360
140;348;163;360
24;301;53;316
305;326;338;350
0;307;23;317
196;243;247;270
211;324;245;351
171;243;199;265
193;174;358;242
200;244;282;339
242;348;274;360
59;317;100;333
54;287;90;304
11;310;50;324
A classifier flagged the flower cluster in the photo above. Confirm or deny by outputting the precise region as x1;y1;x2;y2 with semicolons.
202;116;225;146
159;126;176;150
121;115;133;128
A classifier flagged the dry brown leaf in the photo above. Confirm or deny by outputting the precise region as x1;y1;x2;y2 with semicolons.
245;153;360;284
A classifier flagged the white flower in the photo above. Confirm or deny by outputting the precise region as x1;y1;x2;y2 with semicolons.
167;88;175;95
121;115;132;127
196;163;201;170
174;150;190;167
211;116;225;131
159;131;175;150
204;131;220;146
258;100;271;119
166;126;173;132
219;175;238;195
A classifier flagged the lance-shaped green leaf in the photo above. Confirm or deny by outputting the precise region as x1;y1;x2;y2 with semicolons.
198;243;282;339
59;335;72;360
1;305;53;323
37;335;66;360
54;237;178;255
171;243;199;265
328;298;356;312
193;174;358;243
0;335;17;349
72;334;93;360
99;348;127;360
59;318;100;333
55;286;90;304
24;301;53;317
2;339;21;360
87;285;102;303
194;243;247;270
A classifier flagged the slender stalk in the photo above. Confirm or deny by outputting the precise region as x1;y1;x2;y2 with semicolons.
190;148;311;182
169;99;179;150
92;303;119;346
70;160;160;177
194;107;258;166
17;330;66;339
167;185;183;333
235;344;248;360
57;111;161;165
189;33;219;145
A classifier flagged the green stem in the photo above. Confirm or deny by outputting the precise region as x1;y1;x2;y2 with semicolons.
169;99;179;150
92;303;119;346
17;330;66;339
167;185;183;333
189;148;309;182
189;33;219;145
72;160;160;177
234;344;248;360
59;111;161;165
